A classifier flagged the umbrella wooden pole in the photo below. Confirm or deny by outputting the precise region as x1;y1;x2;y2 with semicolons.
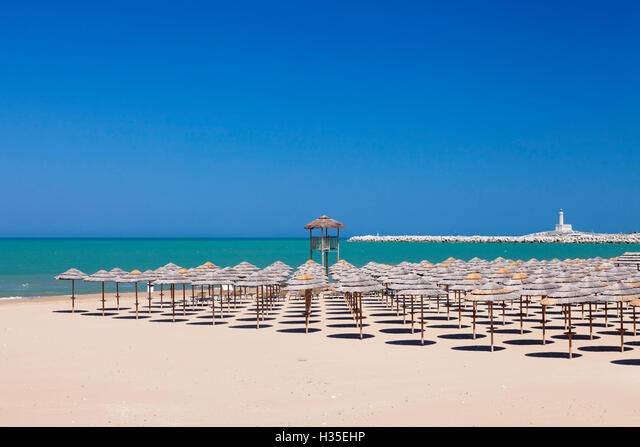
410;296;415;333
395;293;399;316
604;302;609;327
233;286;237;309
219;285;224;320
182;285;186;316
226;287;230;314
135;282;139;319
71;280;76;313
160;284;164;307
472;302;477;339
589;303;593;340
359;293;363;340
519;296;524;335
619;301;625;352
191;285;195;308
542;304;546;345
457;291;462;329
116;282;120;310
402;296;406;324
568;304;573;360
171;285;175;322
633;306;637;336
489;301;494;352
304;289;311;334
211;285;216;325
148;282;152;315
101;282;106;316
501;301;505;325
446;288;450;321
421;296;425;345
256;286;260;329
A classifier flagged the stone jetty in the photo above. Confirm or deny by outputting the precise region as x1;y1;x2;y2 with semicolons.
348;231;640;244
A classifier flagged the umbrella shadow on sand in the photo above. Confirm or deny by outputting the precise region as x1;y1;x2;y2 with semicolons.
611;359;640;366
438;333;487;340
525;352;583;359
277;328;322;334
451;345;506;352
53;309;89;314
385;339;436;347
228;324;273;329
113;315;151;320
327;333;375;340
503;338;553;345
578;345;633;353
187;321;228;326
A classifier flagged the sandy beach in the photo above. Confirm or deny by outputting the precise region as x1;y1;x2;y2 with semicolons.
1;291;640;426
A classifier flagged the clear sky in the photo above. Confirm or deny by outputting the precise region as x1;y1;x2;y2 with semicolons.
1;1;638;237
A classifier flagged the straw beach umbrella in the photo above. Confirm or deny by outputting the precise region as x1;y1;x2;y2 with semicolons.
598;283;640;351
465;283;519;351
109;268;128;310
542;285;593;359
286;273;326;333
236;272;278;329
54;268;87;312
337;274;382;339
115;269;151;319
450;272;485;329
396;280;442;345
191;271;221;325
142;269;158;315
153;270;191;322
84;270;116;316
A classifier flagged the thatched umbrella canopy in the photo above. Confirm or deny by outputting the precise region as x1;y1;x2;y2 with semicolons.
599;283;640;351
108;268;129;310
336;274;382;339
286;273;327;333
161;263;182;270
190;271;225;324
236;272;278;329
154;270;191;322
466;283;519;351
210;268;243;312
54;268;87;313
390;275;441;344
233;261;260;278
141;269;159;314
304;215;345;229
615;252;640;270
84;270;116;316
115;269;152;319
199;261;219;270
541;285;593;358
449;273;485;329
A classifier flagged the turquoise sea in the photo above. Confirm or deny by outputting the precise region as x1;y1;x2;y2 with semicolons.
1;238;639;298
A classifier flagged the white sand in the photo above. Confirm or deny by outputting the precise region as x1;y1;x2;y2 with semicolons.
1;292;639;426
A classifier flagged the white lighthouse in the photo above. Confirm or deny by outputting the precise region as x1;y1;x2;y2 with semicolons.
554;209;573;234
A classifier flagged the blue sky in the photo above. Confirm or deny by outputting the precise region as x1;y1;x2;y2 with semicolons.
1;1;638;237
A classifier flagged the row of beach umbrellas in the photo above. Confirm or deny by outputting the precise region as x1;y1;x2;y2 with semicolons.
55;253;640;358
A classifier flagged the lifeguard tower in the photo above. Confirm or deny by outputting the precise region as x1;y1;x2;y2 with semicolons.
304;215;344;275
